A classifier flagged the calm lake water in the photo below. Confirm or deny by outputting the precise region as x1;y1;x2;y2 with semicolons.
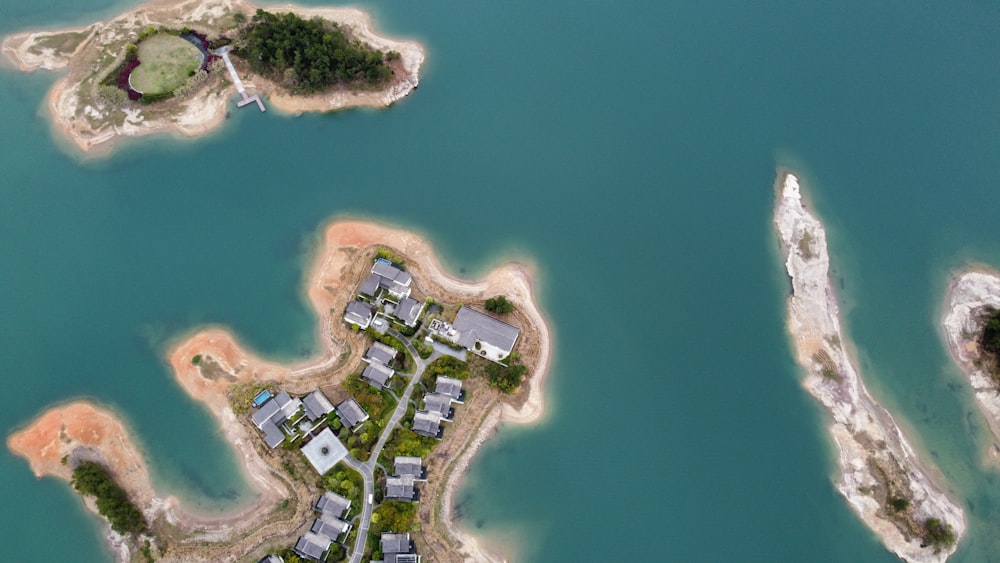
1;0;999;561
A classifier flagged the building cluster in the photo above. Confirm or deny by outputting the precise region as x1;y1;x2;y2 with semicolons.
361;341;398;389
293;491;354;561
385;455;427;502
412;375;465;440
343;258;425;331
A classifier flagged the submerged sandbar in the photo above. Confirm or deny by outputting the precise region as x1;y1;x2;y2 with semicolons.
8;219;551;562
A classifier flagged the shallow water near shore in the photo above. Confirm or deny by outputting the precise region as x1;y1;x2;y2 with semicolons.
2;0;999;561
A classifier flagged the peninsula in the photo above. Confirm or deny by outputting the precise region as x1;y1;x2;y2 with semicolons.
7;220;550;562
941;269;1000;464
774;172;965;562
1;0;425;154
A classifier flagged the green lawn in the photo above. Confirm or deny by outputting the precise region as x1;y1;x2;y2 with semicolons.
129;34;202;95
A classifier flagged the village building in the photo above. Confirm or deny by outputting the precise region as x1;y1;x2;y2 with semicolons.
300;428;347;475
394;296;424;327
358;259;412;299
374;533;420;563
385;474;417;501
302;389;335;422
412;410;443;439
310;514;351;539
293;531;332;561
420;393;453;420
394;456;426;480
315;491;351;518
335;398;369;430
257;556;283;563
363;341;397;366
251;391;302;449
343;300;376;329
434;376;464;403
448;306;521;362
361;362;395;389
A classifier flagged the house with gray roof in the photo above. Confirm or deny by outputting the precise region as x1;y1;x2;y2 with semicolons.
361;362;395;389
315;491;351;518
394;456;426;480
363;341;397;366
257;555;283;563
385;474;417;501
336;398;369;430
386;555;420;563
412;410;443;439
344;300;376;329
394;297;424;327
311;514;351;539
434;376;464;403
300;428;347;475
251;391;302;449
359;259;413;299
302;389;334;422
293;531;332;561
449;306;521;363
381;533;412;555
421;393;454;420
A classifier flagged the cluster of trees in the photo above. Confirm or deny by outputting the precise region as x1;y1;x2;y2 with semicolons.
484;295;515;314
322;463;363;517
235;9;393;93
484;360;527;393
379;426;438;467
978;307;1000;383
369;500;417;558
420;355;469;389
922;518;956;552
71;461;147;535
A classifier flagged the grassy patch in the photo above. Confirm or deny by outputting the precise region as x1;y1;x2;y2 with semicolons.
420;355;469;390
368;501;418;560
28;30;90;55
378;426;440;469
129;34;202;95
812;349;841;382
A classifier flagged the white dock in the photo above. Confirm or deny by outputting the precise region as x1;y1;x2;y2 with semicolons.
216;46;265;112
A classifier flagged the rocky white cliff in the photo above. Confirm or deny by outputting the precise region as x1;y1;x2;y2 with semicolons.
775;173;964;562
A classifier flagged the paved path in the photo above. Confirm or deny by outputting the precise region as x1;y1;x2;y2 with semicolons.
346;330;429;563
214;46;266;112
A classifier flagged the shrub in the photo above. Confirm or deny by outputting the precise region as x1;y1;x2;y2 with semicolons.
484;295;514;314
71;461;147;535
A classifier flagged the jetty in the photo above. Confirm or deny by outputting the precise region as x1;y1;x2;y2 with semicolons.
215;46;265;112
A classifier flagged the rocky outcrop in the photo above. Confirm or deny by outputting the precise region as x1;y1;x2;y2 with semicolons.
775;172;964;562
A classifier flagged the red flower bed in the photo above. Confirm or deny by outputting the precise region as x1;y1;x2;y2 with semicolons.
117;59;143;100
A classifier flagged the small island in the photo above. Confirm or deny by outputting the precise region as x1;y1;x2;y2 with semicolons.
941;269;1000;464
7;220;550;562
1;0;425;154
774;172;965;562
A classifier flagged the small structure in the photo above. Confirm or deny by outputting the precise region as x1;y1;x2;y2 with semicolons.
394;297;424;327
311;514;351;539
359;259;412;299
302;389;335;422
434;376;464;403
361;362;395;389
375;533;420;563
315;491;351;518
421;393;453;420
344;300;376;329
293;531;332;561
394;456;426;480
257;556;284;563
412;410;443;439
336;398;370;430
251;391;303;449
450;306;521;363
363;341;398;366
385;474;416;501
300;428;347;475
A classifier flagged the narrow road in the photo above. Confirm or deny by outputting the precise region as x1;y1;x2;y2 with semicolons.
346;330;428;563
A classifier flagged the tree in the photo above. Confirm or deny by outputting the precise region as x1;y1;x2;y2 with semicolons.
484;295;515;314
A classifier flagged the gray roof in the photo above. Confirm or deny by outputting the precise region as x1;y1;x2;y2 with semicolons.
257;555;283;563
394;456;423;478
294;531;331;560
381;533;411;554
344;300;375;326
336;398;369;428
361;363;394;388
300;428;347;475
261;420;285;448
452;307;520;354
386;554;419;563
302;390;334;421
386;474;416;500
371;261;412;295
252;391;299;429
412;411;442;438
311;514;350;538
421;393;453;419
394;297;422;326
251;398;281;428
434;376;463;402
358;273;381;297
364;341;397;366
315;491;351;518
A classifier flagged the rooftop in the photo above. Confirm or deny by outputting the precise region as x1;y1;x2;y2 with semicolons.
261;420;285;449
394;297;423;327
300;428;347;475
434;376;463;402
381;532;411;554
315;491;351;518
336;398;370;428
412;411;442;438
386;474;416;500
311;514;350;538
421;393;453;419
294;531;331;560
451;306;521;359
394;456;424;479
363;341;397;366
302;389;334;422
361;362;395;389
344;300;376;327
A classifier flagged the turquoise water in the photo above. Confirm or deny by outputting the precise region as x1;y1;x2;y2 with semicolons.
1;0;999;561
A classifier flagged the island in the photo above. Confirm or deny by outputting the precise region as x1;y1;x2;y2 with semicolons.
774;172;965;562
941;269;1000;464
7;220;550;563
1;0;425;154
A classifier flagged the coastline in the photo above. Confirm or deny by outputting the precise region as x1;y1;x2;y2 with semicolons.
7;218;551;562
774;171;965;562
940;268;1000;463
1;0;426;155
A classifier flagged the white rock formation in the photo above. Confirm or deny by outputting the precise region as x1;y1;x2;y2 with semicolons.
775;173;964;562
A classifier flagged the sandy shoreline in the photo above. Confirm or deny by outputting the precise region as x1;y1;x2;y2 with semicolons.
940;268;1000;464
1;0;425;156
775;171;965;562
7;218;551;562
